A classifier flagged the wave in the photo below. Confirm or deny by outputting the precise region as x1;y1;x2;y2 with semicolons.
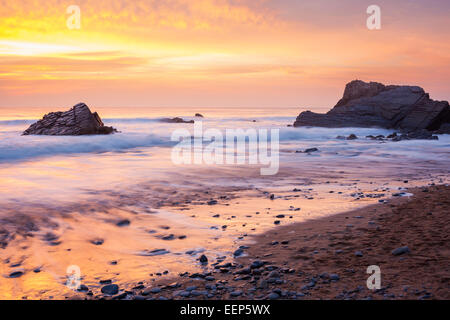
0;133;173;162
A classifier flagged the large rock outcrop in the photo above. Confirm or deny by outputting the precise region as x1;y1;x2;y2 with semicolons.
23;103;117;136
294;80;450;133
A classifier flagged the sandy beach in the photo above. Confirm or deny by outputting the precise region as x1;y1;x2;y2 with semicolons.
46;184;449;300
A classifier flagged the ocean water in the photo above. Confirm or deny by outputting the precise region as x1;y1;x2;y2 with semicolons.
0;106;449;299
0;106;449;213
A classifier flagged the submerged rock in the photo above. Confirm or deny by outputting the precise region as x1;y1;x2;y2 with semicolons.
23;103;117;136
160;117;194;124
294;80;450;133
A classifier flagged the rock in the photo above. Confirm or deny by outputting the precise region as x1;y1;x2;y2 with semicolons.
267;292;280;300
293;80;450;133
23;103;117;136
268;271;280;279
101;284;119;295
230;291;243;297
234;248;244;257
250;260;266;269
258;279;269;289
330;274;340;281
355;251;363;257
160;117;194;124
186;286;198;292
139;249;170;256
297;147;319;153
199;254;208;264
346;134;358;140
391;129;439;142
9;269;25;278
392;246;410;256
150;287;162;294
90;238;104;246
435;123;450;134
77;284;89;292
195;113;204;118
112;292;127;300
116;219;130;227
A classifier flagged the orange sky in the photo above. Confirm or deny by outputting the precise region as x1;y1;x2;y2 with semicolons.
0;0;449;109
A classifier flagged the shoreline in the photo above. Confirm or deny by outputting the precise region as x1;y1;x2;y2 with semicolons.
76;184;450;300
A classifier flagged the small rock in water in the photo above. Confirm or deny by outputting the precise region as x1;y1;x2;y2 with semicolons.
234;248;244;257
199;255;208;264
90;238;104;246
139;249;170;256
9;270;25;278
347;134;358;140
116;219;130;227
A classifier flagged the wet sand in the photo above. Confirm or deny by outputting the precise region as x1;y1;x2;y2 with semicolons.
68;184;450;300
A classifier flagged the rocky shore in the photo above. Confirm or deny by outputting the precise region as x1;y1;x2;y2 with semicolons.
74;185;450;300
294;80;450;136
23;103;117;136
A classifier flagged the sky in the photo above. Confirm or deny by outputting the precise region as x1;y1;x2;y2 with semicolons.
0;0;449;109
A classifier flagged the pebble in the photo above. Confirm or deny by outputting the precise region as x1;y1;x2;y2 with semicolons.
91;239;104;246
355;251;363;257
268;292;280;300
116;219;130;227
9;270;24;278
330;274;340;281
101;284;119;295
392;246;410;256
186;286;198;292
230;291;243;297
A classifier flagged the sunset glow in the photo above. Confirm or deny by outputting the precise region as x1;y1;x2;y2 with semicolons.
1;0;449;108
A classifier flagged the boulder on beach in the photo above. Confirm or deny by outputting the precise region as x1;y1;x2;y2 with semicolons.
293;80;450;133
23;103;117;136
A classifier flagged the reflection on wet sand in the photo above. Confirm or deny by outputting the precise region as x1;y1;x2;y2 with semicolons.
1;158;448;299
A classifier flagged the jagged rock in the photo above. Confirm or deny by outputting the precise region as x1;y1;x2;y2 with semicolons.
195;113;204;118
434;123;450;134
294;80;450;132
23;103;116;136
392;129;439;142
160;117;194;124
